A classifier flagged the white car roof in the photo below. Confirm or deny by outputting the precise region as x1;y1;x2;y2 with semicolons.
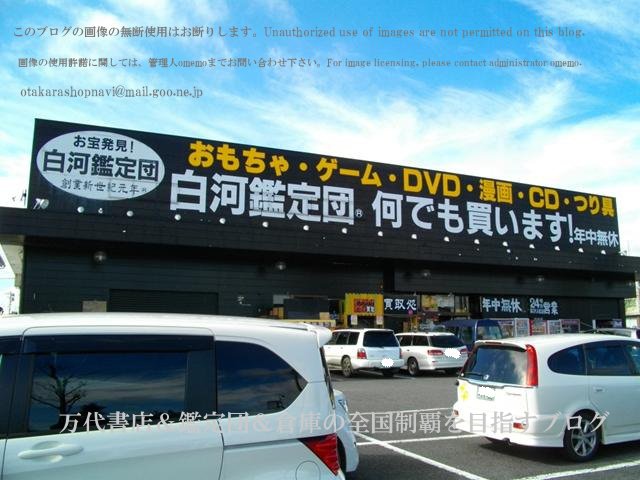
475;333;636;350
0;312;332;345
396;332;456;336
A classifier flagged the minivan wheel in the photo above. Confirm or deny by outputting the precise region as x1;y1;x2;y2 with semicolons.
562;411;600;462
341;356;354;377
407;357;419;376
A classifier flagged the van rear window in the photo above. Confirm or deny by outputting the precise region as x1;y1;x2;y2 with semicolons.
461;346;527;384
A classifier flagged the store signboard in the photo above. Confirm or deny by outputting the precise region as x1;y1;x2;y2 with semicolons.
481;296;526;316
345;293;382;316
482;296;561;318
29;119;620;255
384;295;418;315
528;297;560;317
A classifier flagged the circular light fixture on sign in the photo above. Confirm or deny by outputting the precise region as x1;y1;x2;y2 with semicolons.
93;251;107;264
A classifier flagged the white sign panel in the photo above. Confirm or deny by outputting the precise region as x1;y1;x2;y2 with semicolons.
36;130;165;200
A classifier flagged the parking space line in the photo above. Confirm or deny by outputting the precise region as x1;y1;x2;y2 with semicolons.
512;458;640;480
355;432;490;480
358;406;452;415
357;433;477;446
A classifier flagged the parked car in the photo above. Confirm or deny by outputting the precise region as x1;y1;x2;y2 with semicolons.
334;389;359;475
594;327;640;340
396;332;468;376
0;312;344;479
323;328;404;377
442;319;503;351
453;334;640;461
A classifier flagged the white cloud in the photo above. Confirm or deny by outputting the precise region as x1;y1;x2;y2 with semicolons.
249;0;297;22
515;0;640;38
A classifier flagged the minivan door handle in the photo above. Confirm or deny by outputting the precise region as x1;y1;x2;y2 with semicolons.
18;443;84;460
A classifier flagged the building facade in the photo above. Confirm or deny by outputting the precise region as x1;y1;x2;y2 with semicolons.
1;119;638;332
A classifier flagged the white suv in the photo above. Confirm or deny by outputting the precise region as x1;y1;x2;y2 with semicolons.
0;313;344;479
324;328;404;377
453;334;640;461
396;332;468;375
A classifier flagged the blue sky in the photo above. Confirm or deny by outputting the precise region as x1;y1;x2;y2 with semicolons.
1;0;639;273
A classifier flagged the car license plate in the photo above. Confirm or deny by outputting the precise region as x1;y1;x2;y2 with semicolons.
477;386;496;401
381;357;394;368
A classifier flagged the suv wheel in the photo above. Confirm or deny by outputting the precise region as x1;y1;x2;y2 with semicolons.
562;411;600;461
341;356;354;378
407;357;419;376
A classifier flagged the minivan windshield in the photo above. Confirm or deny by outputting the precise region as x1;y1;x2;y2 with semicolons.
429;335;464;348
461;345;527;384
476;326;503;341
363;331;399;348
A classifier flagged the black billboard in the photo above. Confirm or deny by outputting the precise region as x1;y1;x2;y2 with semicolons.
28;119;620;255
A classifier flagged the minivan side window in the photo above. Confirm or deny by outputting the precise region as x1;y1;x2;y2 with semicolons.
1;338;20;437
216;341;307;416
586;343;633;376
548;346;586;375
459;327;473;345
17;334;214;436
28;351;188;433
623;343;640;374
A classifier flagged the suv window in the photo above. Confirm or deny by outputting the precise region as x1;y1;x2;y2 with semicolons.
217;341;307;416
413;336;429;347
347;331;359;345
429;335;464;348
586;343;633;376
548;345;586;375
362;331;398;348
396;335;411;346
462;346;527;384
336;332;349;345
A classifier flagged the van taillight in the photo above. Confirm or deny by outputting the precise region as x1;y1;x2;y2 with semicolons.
357;348;367;359
300;433;339;475
525;344;538;386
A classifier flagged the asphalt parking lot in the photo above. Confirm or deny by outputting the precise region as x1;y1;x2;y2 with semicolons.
332;371;640;480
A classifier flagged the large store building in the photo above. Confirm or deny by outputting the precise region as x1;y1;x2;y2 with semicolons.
1;119;639;332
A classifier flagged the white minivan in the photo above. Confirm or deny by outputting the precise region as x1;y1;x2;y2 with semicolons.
0;312;344;479
453;334;640;461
